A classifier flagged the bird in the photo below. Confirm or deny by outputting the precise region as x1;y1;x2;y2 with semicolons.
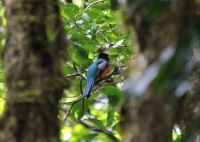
65;53;109;118
82;53;109;99
66;53;109;105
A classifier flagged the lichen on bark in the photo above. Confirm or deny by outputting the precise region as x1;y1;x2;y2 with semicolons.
0;0;68;141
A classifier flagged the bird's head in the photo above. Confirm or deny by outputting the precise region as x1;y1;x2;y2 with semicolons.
98;53;109;62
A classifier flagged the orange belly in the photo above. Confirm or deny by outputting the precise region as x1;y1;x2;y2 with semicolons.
100;66;109;78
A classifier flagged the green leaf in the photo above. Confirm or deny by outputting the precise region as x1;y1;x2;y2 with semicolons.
87;118;107;132
71;49;91;68
101;86;124;107
1;8;6;26
112;122;120;131
82;13;91;21
101;86;124;99
63;3;80;20
71;34;98;53
71;34;92;45
81;44;97;53
63;63;75;75
71;99;90;120
107;95;120;107
107;110;115;127
106;17;117;25
85;9;104;20
82;134;98;142
105;12;115;18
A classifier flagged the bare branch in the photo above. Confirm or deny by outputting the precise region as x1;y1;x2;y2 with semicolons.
79;121;121;142
65;63;87;80
117;63;125;81
80;99;85;117
73;62;78;72
80;78;84;95
64;103;75;120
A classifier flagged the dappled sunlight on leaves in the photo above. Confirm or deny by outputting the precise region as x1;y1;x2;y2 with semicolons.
59;0;131;141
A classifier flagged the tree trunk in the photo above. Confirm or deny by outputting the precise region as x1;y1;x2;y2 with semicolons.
0;0;68;141
180;47;200;141
121;0;195;142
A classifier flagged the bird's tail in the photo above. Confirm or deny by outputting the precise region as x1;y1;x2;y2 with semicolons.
82;77;95;98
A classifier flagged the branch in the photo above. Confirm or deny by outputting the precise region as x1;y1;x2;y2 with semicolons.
65;63;86;80
64;103;75;120
97;32;113;45
80;78;84;95
75;0;104;18
92;64;125;93
95;64;119;84
79;121;121;142
117;63;125;81
80;78;85;117
63;63;125;117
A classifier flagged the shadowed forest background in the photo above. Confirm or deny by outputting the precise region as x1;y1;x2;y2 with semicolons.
0;0;200;142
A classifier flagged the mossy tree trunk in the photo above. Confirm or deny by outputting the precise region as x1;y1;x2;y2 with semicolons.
0;0;68;141
121;0;198;142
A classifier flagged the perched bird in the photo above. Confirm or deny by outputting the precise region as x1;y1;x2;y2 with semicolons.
82;53;109;98
65;53;109;117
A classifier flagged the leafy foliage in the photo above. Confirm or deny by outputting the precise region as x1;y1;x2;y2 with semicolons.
59;0;131;141
2;0;199;141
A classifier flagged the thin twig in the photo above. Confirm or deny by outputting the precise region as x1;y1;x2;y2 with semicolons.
65;63;87;80
75;0;104;18
73;62;87;72
65;72;80;78
65;103;75;120
80;78;84;95
117;63;125;81
80;78;85;117
73;62;78;72
97;32;112;45
79;121;121;142
65;72;86;80
80;99;85;117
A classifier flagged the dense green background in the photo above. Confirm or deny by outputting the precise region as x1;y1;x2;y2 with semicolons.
59;0;132;141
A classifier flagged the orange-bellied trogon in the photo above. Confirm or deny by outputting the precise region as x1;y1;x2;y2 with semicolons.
82;53;109;98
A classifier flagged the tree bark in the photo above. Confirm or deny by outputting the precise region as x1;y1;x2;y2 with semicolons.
0;0;68;142
180;47;200;141
121;0;195;142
